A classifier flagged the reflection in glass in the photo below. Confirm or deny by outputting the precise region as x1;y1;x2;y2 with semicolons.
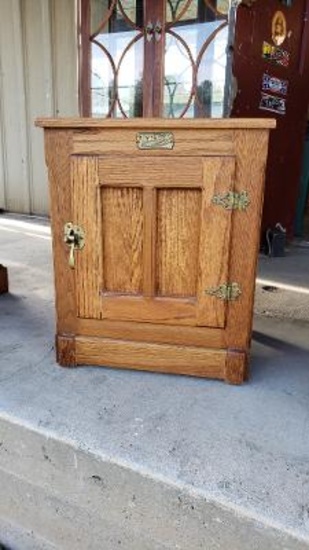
117;37;144;117
91;42;115;117
166;0;198;23
196;25;229;117
90;0;144;117
164;0;229;118
164;33;193;117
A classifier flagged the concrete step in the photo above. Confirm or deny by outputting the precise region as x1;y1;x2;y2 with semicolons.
0;416;308;550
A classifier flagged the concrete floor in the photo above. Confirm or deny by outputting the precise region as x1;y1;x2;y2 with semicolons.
0;214;309;549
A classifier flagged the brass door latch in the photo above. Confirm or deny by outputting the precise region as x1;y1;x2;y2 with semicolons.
64;223;85;269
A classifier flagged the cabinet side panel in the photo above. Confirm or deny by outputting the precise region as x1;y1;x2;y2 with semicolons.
226;129;270;349
45;129;76;334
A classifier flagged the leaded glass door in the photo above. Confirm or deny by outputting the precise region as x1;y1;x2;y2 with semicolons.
79;0;233;118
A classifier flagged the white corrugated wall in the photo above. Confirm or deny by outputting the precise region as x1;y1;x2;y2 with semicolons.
0;0;78;215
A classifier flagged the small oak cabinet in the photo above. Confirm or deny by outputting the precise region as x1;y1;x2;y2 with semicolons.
36;118;275;383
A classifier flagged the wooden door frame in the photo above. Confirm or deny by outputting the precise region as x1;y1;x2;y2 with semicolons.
78;0;164;117
78;0;230;119
78;0;91;116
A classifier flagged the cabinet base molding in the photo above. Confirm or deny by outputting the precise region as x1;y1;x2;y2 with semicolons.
61;335;247;384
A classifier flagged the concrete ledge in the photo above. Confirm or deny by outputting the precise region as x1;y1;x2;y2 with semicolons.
0;517;56;550
1;215;309;549
1;417;308;550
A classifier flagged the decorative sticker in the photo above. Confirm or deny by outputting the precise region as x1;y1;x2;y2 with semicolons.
262;41;290;67
262;73;288;95
271;11;287;46
259;93;286;115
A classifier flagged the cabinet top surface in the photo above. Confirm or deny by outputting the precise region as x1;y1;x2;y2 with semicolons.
35;117;276;130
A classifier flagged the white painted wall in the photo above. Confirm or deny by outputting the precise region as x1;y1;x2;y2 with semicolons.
0;0;78;215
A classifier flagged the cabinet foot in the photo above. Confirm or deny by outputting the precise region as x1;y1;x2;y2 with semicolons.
0;264;8;294
225;351;248;384
56;334;76;367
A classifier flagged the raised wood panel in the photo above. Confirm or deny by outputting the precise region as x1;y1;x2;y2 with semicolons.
72;156;102;319
99;157;203;187
157;189;201;297
75;336;227;379
101;187;144;294
196;156;235;328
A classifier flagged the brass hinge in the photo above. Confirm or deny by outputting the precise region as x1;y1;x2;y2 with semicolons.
205;282;242;301
64;222;85;269
212;191;250;211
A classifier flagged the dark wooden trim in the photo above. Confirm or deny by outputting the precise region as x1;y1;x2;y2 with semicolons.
299;0;309;74
153;1;166;117
0;265;8;295
79;0;91;116
143;0;155;117
56;334;77;367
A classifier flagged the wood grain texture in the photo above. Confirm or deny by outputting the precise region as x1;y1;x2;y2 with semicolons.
72;156;102;318
0;265;8;294
99;157;203;187
36;118;276;129
40;120;273;383
143;187;156;297
196;156;235;328
157;189;201;297
225;350;247;385
76;318;226;348
56;334;76;367
99;295;196;325
225;130;270;349
75;336;227;379
72;129;235;157
101;187;144;294
44;130;76;334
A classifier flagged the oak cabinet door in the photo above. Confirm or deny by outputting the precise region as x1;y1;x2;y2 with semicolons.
72;154;235;328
